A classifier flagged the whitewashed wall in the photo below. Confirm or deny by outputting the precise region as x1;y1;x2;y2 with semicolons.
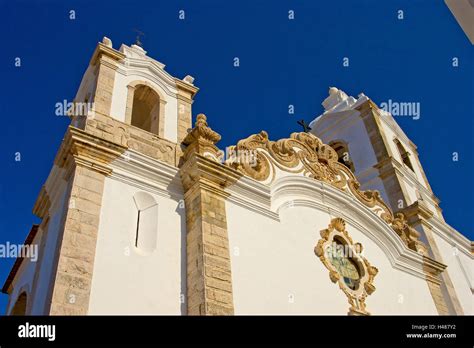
88;176;186;315
226;177;439;315
5;234;40;314
430;230;473;314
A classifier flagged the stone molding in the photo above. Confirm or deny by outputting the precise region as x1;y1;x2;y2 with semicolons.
225;129;427;255
269;176;438;282
45;126;126;315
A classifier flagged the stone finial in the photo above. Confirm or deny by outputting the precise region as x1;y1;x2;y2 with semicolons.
183;75;195;85
182;114;222;161
184;114;221;145
102;36;112;47
329;87;339;95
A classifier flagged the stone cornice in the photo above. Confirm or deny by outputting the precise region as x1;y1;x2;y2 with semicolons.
116;59;178;98
109;149;184;199
175;78;199;99
225;175;278;221
283;176;442;279
32;186;51;219
180;153;242;195
402;201;434;221
428;216;473;257
90;42;125;67
225;129;427;254
59;126;127;176
422;256;448;285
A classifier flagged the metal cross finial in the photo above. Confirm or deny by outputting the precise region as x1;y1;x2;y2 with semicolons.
297;119;312;133
133;29;145;47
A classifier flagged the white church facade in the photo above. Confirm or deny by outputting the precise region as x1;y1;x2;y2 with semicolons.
2;38;472;315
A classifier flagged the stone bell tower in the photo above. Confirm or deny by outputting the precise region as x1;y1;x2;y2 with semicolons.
72;36;198;145
309;87;466;315
2;37;201;315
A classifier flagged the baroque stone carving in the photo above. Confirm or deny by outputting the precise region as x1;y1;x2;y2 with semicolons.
314;217;378;315
182;113;222;162
225;130;427;253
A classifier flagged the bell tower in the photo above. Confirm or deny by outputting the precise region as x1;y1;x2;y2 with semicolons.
72;36;198;145
2;37;200;315
310;87;465;314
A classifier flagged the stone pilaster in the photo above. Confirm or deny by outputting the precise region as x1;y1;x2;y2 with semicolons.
179;114;240;315
422;256;451;315
47;127;126;315
402;201;464;315
90;43;125;117
175;79;199;144
356;101;410;211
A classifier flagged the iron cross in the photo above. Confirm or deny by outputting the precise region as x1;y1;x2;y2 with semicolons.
133;29;145;47
297;119;312;132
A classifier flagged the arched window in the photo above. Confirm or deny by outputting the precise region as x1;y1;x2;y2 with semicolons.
394;139;414;171
329;140;355;173
11;292;27;315
133;192;158;254
130;85;161;134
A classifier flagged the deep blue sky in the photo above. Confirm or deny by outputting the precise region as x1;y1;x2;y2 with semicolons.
0;0;472;313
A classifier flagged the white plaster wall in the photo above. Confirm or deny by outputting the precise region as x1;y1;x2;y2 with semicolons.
343;219;438;315
109;71;128;123
163;96;178;143
88;177;186;314
30;171;71;315
6;232;41;314
430;231;473;314
6;171;70;315
74;65;97;103
226;199;438;315
402;179;419;206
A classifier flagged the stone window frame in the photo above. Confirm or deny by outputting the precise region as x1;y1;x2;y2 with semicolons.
314;218;378;315
393;138;415;172
132;191;159;255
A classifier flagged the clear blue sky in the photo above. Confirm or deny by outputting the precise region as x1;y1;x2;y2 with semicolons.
0;0;472;313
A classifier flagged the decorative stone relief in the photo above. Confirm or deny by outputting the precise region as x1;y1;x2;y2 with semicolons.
225;130;427;253
314;217;378;315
